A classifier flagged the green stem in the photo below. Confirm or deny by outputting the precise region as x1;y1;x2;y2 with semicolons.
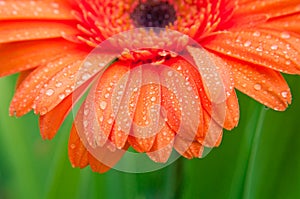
229;103;267;199
242;107;267;199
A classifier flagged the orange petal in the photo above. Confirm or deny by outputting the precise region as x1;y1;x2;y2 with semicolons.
93;61;130;146
39;77;92;140
9;50;85;116
0;20;79;43
263;13;300;34
68;123;110;173
197;109;223;147
15;70;33;89
160;57;203;141
147;121;176;163
227;57;291;111
35;53;117;115
235;0;300;19
223;90;239;130
0;39;81;77
68;124;89;169
204;28;300;74
128;67;161;152
174;136;203;159
0;1;74;20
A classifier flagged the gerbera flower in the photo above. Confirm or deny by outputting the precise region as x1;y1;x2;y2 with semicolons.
0;0;299;173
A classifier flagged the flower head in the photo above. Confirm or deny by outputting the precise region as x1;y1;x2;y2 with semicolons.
0;0;299;173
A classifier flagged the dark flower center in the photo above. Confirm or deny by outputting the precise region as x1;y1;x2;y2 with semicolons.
130;0;177;28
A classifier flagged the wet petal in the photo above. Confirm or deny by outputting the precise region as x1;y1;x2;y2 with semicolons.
128;66;161;152
263;13;300;34
235;0;300;19
174;137;203;159
0;0;74;20
0;39;81;77
160;58;202;142
94;61;131;147
39;77;93;140
10;52;85;117
35;53;116;115
147;120;176;163
0;21;78;43
223;90;239;130
226;57;291;111
204;28;300;74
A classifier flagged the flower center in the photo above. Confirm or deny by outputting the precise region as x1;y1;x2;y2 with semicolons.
130;0;177;28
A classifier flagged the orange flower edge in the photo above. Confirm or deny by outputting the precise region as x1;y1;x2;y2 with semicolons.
0;0;299;173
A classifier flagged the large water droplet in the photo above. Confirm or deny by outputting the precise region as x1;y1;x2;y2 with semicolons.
254;84;262;91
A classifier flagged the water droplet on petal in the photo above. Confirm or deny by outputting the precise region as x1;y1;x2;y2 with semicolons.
281;91;288;98
46;89;54;96
99;101;107;110
254;84;261;91
271;45;278;50
244;41;251;47
281;32;290;39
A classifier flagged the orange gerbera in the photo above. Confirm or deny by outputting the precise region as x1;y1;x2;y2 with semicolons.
0;0;299;173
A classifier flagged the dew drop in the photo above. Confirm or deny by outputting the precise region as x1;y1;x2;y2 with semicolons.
55;82;63;88
100;101;107;110
70;144;76;149
254;84;262;91
244;41;251;47
281;91;288;98
150;96;156;102
253;31;261;37
271;45;278;50
58;93;65;100
281;32;290;39
46;89;54;96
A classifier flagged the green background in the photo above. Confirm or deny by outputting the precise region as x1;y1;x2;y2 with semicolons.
0;74;299;199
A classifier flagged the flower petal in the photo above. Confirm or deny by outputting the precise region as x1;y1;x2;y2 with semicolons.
0;0;74;20
263;13;300;34
159;58;203;143
35;53;117;115
226;57;291;111
147;120;176;163
128;67;161;152
93;61;131;147
235;0;300;19
174;137;203;159
0;21;79;43
10;51;85;116
68;124;110;173
39;77;93;140
223;90;239;130
0;39;81;77
204;28;300;74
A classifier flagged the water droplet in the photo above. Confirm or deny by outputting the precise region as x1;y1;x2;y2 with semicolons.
254;84;261;91
55;82;63;87
281;32;290;39
167;71;173;77
70;144;76;149
281;91;288;98
99;101;107;110
83;120;88;128
271;45;278;50
253;31;261;37
244;41;251;47
46;89;54;96
107;118;113;124
150;96;156;102
58;93;65;100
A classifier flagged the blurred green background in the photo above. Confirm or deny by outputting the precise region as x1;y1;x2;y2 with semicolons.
0;74;299;199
